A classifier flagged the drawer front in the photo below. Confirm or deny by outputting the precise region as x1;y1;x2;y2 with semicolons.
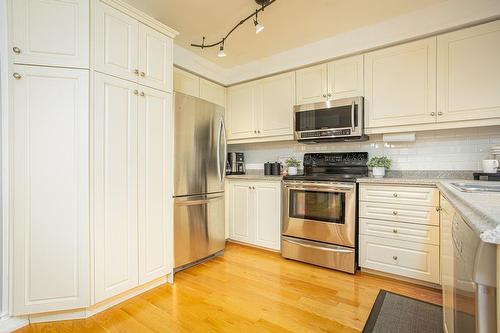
360;235;440;284
360;218;440;245
360;185;438;206
359;201;439;226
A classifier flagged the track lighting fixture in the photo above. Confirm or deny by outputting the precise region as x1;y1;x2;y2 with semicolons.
190;0;276;58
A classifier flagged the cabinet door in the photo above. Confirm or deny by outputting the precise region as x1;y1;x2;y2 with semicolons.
295;64;327;104
440;195;455;333
94;0;138;82
138;23;173;92
229;182;252;243
11;0;89;68
365;38;437;128
12;65;89;314
253;182;281;250
327;55;363;99
227;82;258;140
94;73;138;303
174;68;199;97
437;20;500;122
200;78;226;108
258;72;295;138
138;86;173;284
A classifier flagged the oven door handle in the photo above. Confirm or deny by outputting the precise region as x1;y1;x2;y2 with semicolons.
284;238;354;254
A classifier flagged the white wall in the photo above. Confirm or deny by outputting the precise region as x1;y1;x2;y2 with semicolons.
229;126;500;171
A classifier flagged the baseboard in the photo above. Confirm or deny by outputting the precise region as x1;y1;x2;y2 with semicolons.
227;239;281;253
28;274;170;324
0;315;29;333
360;267;441;290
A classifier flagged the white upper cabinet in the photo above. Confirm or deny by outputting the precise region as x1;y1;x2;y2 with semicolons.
227;82;258;140
327;55;363;100
94;0;138;82
12;65;89;314
11;0;89;68
174;68;200;97
295;55;363;105
138;23;173;92
364;37;437;128
200;78;226;107
258;72;295;138
437;20;500;122
138;86;172;284
295;64;328;104
94;0;173;92
93;73;139;303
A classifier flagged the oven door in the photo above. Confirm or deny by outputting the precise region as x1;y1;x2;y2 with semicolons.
282;181;356;247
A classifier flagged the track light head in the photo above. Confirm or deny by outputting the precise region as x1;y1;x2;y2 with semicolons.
217;44;226;57
254;19;264;34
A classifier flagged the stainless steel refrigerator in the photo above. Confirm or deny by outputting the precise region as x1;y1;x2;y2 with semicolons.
173;92;227;270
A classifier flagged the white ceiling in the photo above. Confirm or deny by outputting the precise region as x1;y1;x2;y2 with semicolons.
122;0;447;68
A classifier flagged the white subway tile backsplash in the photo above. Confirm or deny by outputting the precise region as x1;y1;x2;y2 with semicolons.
229;126;500;171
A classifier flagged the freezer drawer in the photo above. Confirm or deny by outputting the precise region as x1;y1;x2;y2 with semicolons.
281;236;356;274
174;193;225;268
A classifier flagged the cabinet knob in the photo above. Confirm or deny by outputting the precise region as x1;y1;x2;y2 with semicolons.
257;130;261;134
393;193;398;197
13;46;21;54
436;206;442;212
252;186;255;190
322;94;327;98
13;72;21;80
393;229;398;234
392;211;398;216
134;69;139;75
437;112;443;116
140;72;145;77
430;112;435;116
140;92;145;97
254;130;257;134
133;90;139;95
392;255;398;260
327;93;332;97
249;186;251;189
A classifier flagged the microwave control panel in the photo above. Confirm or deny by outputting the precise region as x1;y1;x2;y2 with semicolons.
300;129;351;138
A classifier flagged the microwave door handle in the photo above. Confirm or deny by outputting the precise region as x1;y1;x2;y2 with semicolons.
351;101;356;132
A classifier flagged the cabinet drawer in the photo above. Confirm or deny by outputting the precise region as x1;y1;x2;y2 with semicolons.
360;185;438;206
360;218;440;245
360;235;440;284
359;201;439;226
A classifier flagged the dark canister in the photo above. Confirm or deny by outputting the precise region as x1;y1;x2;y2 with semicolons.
271;162;282;175
264;162;272;175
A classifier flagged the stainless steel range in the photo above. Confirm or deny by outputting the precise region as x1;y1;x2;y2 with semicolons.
281;152;368;274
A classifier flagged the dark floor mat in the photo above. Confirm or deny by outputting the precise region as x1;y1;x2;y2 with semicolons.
362;290;443;333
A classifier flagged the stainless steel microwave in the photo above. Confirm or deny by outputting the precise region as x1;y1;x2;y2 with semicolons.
294;96;367;143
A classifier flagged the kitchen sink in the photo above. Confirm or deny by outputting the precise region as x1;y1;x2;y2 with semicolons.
451;182;500;193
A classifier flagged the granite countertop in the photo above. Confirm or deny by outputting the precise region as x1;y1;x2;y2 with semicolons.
356;177;440;186
226;170;283;181
356;170;474;186
437;180;500;245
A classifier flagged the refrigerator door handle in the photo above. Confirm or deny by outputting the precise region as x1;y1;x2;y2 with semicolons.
220;118;227;183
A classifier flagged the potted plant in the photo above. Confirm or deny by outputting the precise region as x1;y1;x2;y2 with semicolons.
367;156;392;178
285;157;301;176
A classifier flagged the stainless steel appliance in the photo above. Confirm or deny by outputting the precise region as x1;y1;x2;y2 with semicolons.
227;152;245;175
451;213;496;333
294;96;367;143
173;93;227;270
281;152;368;274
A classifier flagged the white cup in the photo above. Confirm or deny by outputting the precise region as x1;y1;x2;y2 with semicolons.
482;159;499;173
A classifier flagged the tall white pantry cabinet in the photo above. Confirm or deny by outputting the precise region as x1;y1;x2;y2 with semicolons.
7;0;177;320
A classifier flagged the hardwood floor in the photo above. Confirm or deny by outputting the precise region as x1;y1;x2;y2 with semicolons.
16;242;441;333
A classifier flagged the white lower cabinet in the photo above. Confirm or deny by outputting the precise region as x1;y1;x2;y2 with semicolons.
94;72;172;303
359;184;440;284
228;180;281;250
12;65;90;315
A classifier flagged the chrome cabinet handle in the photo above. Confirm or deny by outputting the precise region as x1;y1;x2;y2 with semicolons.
13;73;21;80
140;72;145;77
392;211;398;215
133;90;139;95
437;112;443;116
393;193;398;197
430;112;435;116
13;46;21;54
134;69;139;75
140;92;145;97
393;256;398;260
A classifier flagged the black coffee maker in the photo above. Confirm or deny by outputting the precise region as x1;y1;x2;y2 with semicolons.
227;152;246;175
